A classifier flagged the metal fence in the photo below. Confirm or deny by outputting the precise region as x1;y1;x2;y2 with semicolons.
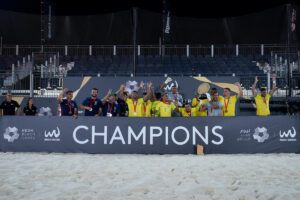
1;44;299;57
1;71;299;98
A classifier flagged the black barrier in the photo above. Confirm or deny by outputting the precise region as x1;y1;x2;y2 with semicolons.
0;116;299;154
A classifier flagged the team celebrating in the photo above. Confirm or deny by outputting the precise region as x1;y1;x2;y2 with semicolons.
0;76;276;117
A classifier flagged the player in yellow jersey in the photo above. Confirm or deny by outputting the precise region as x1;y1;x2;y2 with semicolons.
120;82;151;117
222;82;243;116
210;88;224;102
151;92;161;117
142;92;153;117
155;93;176;117
192;93;209;116
251;76;276;116
176;103;198;117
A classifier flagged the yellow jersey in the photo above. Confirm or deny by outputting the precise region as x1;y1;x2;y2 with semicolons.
254;94;271;116
222;95;238;116
151;100;161;116
192;98;200;107
218;95;224;102
156;101;176;117
179;107;198;117
196;99;209;116
126;98;145;117
143;100;152;117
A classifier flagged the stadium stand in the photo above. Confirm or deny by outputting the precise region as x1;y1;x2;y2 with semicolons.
66;55;265;77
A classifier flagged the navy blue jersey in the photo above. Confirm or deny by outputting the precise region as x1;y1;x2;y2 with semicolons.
102;102;120;117
60;99;78;116
81;97;102;116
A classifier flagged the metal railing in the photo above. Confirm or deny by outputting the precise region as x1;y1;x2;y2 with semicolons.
1;44;299;57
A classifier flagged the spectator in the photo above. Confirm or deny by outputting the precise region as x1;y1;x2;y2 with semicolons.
102;89;120;117
251;76;276;116
79;88;102;117
0;92;21;116
57;88;78;118
23;98;38;116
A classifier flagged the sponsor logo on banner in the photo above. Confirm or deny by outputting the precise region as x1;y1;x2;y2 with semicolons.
237;127;270;143
21;129;36;140
44;127;61;142
3;127;19;142
253;127;269;143
279;127;297;142
164;80;178;91
3;127;35;142
237;129;251;141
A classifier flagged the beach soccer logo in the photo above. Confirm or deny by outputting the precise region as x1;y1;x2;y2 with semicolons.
125;80;139;95
253;127;269;143
44;127;61;142
3;127;20;142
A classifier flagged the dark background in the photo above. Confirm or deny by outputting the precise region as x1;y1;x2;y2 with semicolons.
0;0;299;44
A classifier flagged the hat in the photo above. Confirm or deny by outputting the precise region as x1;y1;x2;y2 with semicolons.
110;92;116;96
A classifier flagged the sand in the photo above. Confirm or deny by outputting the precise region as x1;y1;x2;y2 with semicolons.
0;153;300;200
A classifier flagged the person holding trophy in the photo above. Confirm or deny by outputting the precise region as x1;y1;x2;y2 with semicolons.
193;83;211;116
160;77;183;117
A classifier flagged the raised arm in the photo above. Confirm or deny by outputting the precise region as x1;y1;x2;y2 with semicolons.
119;84;127;101
235;82;243;99
143;83;152;101
102;89;112;105
150;86;156;101
251;76;258;97
160;77;172;92
137;81;144;94
58;88;68;103
270;76;277;96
